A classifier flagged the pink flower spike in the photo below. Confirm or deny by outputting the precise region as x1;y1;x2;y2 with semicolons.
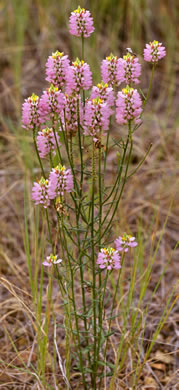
45;51;70;89
22;93;41;130
61;93;83;137
91;82;114;113
84;97;111;141
115;233;138;252
144;41;166;63
116;85;142;125
69;6;94;38
66;58;92;94
48;164;73;199
39;85;65;123
117;53;141;85
32;177;50;208
101;53;120;87
97;247;121;270
43;254;62;267
37;127;60;158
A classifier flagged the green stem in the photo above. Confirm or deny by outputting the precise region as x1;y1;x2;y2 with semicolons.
45;209;53;250
142;64;156;112
102;130;110;191
96;269;109;372
81;33;84;60
60;118;80;197
91;142;97;388
102;136;129;206
77;98;84;194
69;135;73;166
60;117;88;224
33;128;46;178
101;123;133;241
49;148;54;169
81;33;86;106
104;255;124;364
42;266;53;385
69;132;92;377
52;126;63;165
60;215;87;390
127;143;152;179
96;131;103;369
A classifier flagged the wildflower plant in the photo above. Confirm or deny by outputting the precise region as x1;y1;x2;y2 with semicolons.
22;7;171;390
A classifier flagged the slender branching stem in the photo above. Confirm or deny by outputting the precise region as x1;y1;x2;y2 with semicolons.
91;141;97;388
101;122;133;241
52;126;63;165
142;64;156;112
60;214;87;390
33;128;46;178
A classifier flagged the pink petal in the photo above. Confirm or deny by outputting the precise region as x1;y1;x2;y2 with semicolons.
43;261;52;267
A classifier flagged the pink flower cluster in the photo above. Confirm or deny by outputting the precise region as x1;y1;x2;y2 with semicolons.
91;82;114;110
48;164;73;199
115;234;138;253
43;253;62;267
84;97;111;140
144;41;166;63
32;177;50;208
61;94;83;137
37;127;60;158
118;53;141;85
32;166;73;207
101;54;119;86
45;51;70;89
97;247;121;270
66;58;92;94
39;85;65;122
22;8;167;135
22;94;41;130
116;86;142;125
69;6;94;38
97;234;138;270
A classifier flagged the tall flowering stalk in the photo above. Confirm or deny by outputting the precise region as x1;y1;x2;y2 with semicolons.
22;6;166;389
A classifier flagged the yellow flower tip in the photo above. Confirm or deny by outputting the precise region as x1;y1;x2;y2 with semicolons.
122;86;133;95
31;93;39;102
106;53;117;61
39;177;48;185
97;82;108;89
55;164;66;172
122;88;128;95
93;97;103;105
124;53;133;60
73;58;83;67
49;84;59;93
52;51;64;59
74;6;85;14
